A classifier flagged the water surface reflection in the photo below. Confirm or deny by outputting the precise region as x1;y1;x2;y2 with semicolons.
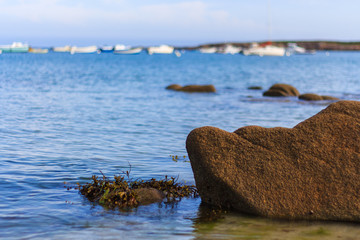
193;204;360;240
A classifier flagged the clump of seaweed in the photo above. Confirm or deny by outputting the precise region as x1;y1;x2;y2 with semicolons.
170;155;189;163
77;170;198;209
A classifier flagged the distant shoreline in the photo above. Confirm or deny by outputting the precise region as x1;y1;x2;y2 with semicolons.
3;41;360;52
181;41;360;51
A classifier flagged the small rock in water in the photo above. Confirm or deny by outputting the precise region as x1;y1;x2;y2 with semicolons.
299;93;339;101
166;84;182;91
134;188;165;205
166;84;216;93
263;83;300;97
180;85;216;93
248;86;263;90
186;101;360;222
321;95;339;100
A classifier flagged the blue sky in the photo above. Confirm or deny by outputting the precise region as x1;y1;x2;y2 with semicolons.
0;0;359;46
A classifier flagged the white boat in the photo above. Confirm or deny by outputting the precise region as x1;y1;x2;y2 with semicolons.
29;47;49;54
114;44;128;51
53;46;71;53
114;47;142;54
70;45;98;54
147;45;174;55
286;43;316;56
0;42;29;53
218;44;242;54
199;47;217;54
243;42;285;56
242;1;285;57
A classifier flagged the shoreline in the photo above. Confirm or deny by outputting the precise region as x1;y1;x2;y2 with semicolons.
180;41;360;51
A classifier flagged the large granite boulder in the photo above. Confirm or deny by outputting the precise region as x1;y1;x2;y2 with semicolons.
263;83;300;97
186;101;360;222
166;84;216;93
299;93;339;101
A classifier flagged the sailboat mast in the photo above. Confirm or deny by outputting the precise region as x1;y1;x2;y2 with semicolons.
267;0;272;43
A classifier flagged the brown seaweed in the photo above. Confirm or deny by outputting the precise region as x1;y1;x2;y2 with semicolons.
76;171;198;209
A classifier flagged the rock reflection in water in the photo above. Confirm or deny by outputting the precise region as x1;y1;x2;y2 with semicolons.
193;204;360;240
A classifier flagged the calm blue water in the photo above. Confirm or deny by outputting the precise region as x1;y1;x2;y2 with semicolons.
1;51;360;239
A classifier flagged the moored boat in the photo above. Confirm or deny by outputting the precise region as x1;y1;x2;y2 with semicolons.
0;42;29;53
243;42;285;56
147;45;174;55
114;47;142;54
70;46;98;54
52;46;71;53
0;45;10;52
114;44;128;51
286;43;316;56
29;47;49;54
199;47;217;54
218;44;242;54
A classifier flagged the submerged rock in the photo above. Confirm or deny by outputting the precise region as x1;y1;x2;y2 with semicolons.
186;101;360;222
263;83;300;97
248;86;263;90
299;93;339;101
134;188;165;205
166;84;216;93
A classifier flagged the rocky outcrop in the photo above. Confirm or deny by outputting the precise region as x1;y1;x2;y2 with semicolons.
263;84;300;97
186;101;360;222
166;84;216;93
299;93;339;101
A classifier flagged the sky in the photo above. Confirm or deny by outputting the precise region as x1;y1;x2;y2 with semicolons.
0;0;359;47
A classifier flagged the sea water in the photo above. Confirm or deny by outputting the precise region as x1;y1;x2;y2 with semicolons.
0;51;360;239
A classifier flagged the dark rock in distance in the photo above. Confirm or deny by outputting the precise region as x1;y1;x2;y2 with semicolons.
299;93;339;101
248;86;263;90
186;101;360;222
322;95;339;100
299;93;323;101
166;84;182;91
263;83;300;97
134;188;165;205
180;85;216;93
166;84;216;93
